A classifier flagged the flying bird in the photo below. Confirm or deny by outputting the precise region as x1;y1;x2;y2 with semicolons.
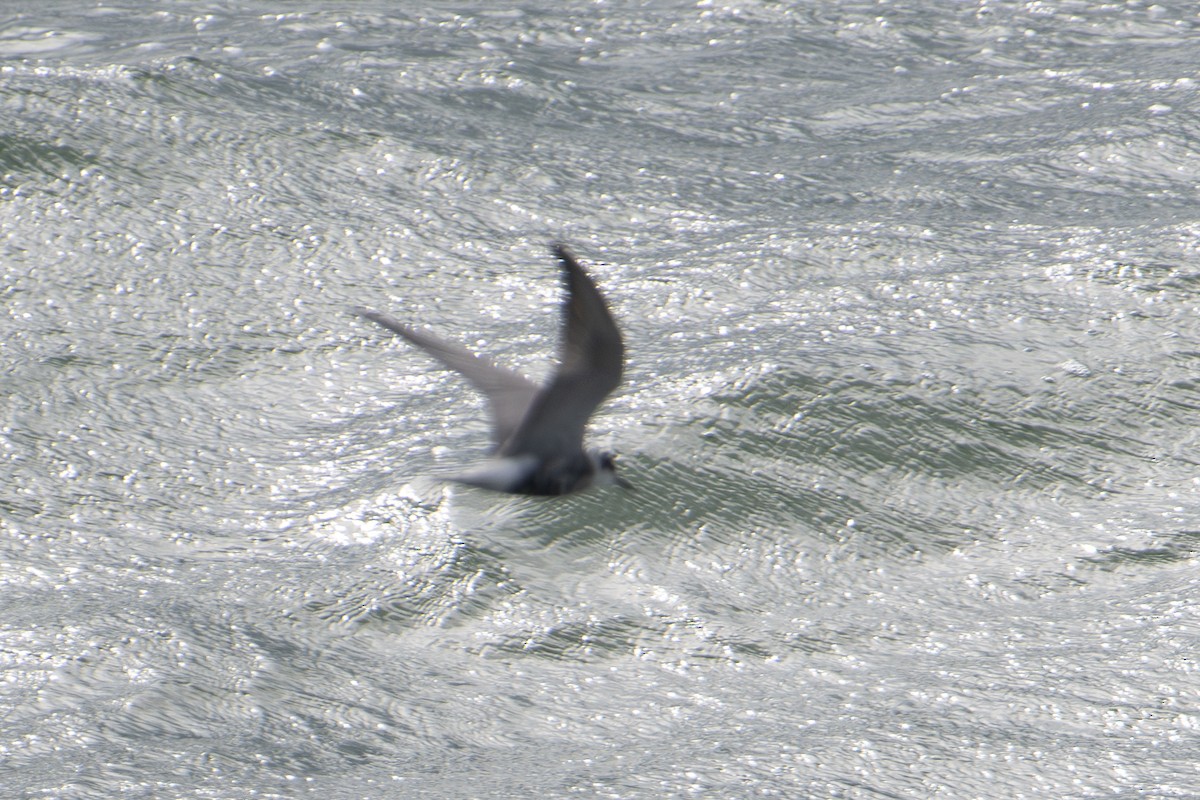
356;244;628;495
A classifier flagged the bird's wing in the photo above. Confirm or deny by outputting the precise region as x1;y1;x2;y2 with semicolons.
499;245;624;458
356;308;540;451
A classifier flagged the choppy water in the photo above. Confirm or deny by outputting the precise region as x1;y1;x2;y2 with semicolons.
3;2;1199;798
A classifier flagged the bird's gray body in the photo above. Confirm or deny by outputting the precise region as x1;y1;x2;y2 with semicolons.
357;245;626;495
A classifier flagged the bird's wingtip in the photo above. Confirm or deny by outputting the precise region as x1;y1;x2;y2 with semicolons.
552;242;577;264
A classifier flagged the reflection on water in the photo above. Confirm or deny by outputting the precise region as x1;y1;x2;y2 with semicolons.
2;1;1199;797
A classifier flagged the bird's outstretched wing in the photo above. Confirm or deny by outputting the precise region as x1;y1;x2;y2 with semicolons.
499;245;624;459
355;308;540;451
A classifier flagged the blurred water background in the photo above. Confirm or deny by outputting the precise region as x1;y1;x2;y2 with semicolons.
2;1;1199;797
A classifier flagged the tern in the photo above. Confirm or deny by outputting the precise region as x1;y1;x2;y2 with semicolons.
356;244;629;495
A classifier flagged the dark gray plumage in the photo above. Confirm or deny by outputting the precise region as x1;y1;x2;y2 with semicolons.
356;244;628;495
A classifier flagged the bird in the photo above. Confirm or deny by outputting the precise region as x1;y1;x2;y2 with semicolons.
355;244;629;495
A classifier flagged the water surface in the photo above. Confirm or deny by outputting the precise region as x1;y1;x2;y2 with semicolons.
2;2;1198;797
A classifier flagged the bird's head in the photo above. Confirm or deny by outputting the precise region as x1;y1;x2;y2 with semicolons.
595;451;633;491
